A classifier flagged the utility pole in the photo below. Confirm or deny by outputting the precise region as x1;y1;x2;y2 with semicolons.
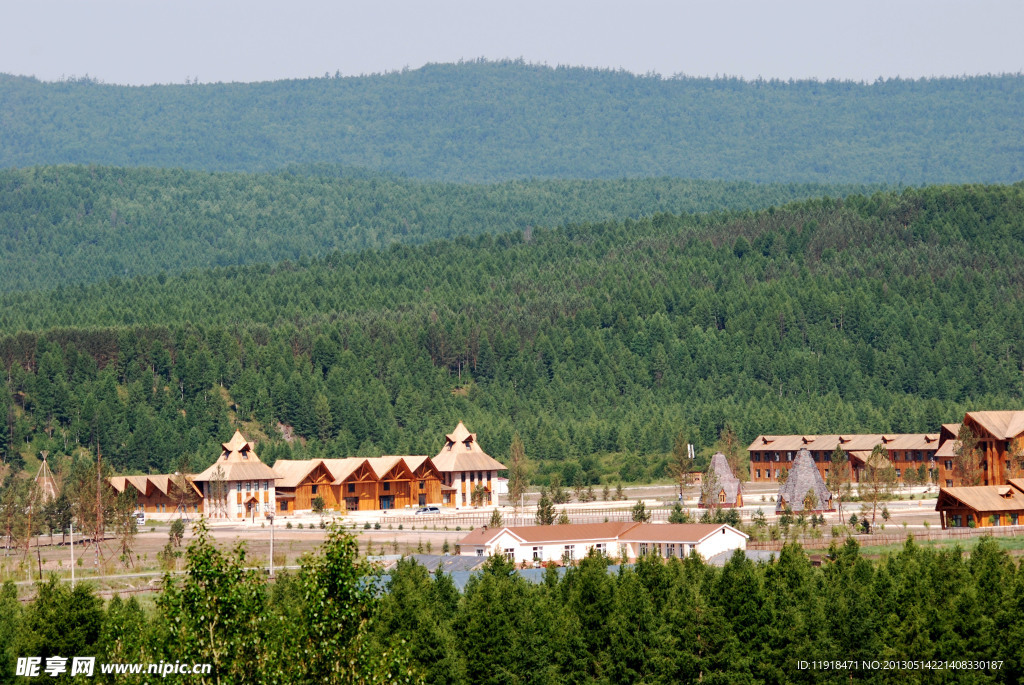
70;519;75;589
95;439;102;574
268;513;275;579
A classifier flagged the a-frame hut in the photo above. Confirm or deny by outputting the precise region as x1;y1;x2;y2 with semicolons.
34;455;58;503
777;448;834;513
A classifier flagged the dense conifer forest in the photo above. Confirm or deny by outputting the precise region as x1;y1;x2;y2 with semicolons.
3;529;1024;684
3;62;1023;184
1;184;1022;482
0;165;877;290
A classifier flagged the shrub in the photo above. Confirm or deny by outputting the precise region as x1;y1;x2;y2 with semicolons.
297;523;304;529
374;522;381;530
363;522;371;530
286;522;293;529
398;524;403;531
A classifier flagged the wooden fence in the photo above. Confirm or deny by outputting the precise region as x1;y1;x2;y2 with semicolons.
748;524;1024;551
377;505;679;529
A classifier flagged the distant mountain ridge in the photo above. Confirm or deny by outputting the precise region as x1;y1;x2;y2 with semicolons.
2;61;1022;184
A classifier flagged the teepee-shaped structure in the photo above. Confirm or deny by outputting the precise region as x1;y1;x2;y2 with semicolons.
777;448;833;513
34;453;58;503
699;452;743;508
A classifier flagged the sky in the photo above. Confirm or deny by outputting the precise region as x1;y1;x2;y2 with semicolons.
1;1;1022;85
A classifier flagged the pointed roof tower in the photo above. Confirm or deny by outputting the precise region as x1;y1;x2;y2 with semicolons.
194;431;278;482
777;448;833;512
433;422;506;473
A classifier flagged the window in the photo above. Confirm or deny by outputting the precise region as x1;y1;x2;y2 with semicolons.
245;481;251;492
504;548;515;562
756;469;761;479
1012;514;1019;525
383;482;390;492
719;491;726;503
666;543;676;557
477;548;485;556
348;483;355;493
419;480;425;490
564;545;575;560
311;484;318;495
787;451;793;461
262;480;268;491
896;469;901;478
946;479;953;487
639;543;649;555
532;547;542;561
594;543;606;555
944;460;953;471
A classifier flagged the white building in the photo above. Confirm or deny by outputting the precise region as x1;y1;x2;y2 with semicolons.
459;522;748;564
432;422;506;509
193;431;279;520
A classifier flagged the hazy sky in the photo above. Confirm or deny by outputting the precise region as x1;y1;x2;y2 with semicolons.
2;1;1022;85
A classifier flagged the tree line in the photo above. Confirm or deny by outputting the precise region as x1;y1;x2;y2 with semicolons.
0;164;877;291
2;527;1023;683
2;61;1024;184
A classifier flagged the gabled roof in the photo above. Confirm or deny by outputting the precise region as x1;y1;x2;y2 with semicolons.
777;448;833;512
965;411;1024;440
272;459;325;489
749;433;940;453
433;423;506;473
461;521;640;547
937;485;1024;513
365;456;407;480
1009;479;1024;493
320;458;371;485
618;523;749;543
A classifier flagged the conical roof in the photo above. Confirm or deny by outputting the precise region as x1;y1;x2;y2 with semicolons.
777;448;832;512
701;452;741;506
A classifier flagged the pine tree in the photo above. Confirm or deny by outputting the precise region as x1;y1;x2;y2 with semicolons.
535;489;556;526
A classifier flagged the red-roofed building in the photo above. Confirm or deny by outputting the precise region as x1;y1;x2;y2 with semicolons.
459;522;747;564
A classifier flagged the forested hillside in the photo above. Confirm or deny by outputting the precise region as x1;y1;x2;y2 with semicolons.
1;185;1023;483
2;62;1023;184
0;165;876;290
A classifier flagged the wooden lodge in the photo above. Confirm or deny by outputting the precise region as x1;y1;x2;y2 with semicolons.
747;433;941;485
108;474;203;518
272;456;444;514
935;479;1024;528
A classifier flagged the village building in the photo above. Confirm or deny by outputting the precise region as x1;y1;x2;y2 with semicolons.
108;474;203;519
193;431;278;520
957;411;1024;486
432;422;506;508
698;452;743;508
776;448;833;513
933;423;962;487
935;479;1024;528
458;522;747;563
272;455;444;514
747;433;940;485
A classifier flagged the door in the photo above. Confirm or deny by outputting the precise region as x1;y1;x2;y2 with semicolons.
379;496;395;510
418;494;426;506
